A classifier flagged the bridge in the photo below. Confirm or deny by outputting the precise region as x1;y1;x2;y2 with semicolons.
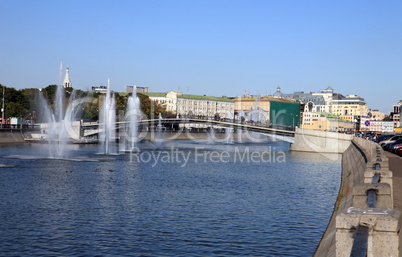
80;118;296;142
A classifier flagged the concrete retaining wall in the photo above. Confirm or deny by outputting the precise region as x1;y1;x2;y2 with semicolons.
291;128;352;153
314;137;400;257
0;131;26;144
140;131;267;142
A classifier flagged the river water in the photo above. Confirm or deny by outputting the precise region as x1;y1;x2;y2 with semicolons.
0;140;340;256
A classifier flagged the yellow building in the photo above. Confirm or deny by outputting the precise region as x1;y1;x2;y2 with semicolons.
234;95;271;115
369;109;385;121
302;112;354;132
332;95;368;117
339;115;354;122
233;94;298;115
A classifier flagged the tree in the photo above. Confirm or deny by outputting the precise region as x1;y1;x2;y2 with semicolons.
41;85;58;105
137;93;166;118
1;86;30;118
0;84;167;122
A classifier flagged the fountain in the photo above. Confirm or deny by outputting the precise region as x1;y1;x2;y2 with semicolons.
37;83;73;158
241;96;269;143
224;127;233;144
154;113;165;149
207;126;216;144
224;110;234;144
123;86;141;153
237;108;245;143
99;79;117;155
6;68;103;162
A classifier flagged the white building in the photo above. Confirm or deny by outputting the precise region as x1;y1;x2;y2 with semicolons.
91;86;107;93
126;86;149;94
143;91;234;118
276;86;343;114
360;119;394;133
392;100;401;129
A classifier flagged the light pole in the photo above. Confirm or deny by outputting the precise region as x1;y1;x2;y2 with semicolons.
291;113;299;128
1;85;5;129
291;113;295;127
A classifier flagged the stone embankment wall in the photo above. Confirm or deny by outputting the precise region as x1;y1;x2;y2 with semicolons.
141;131;251;141
0;131;25;144
290;128;352;153
314;137;401;257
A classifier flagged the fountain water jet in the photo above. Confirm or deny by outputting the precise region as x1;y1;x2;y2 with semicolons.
207;126;216;144
225;127;233;144
123;86;141;153
154;113;165;149
99;79;117;155
237;108;245;143
37;83;74;158
224;110;234;144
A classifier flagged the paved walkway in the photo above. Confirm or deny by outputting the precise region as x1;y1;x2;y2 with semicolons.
385;151;402;256
386;152;402;211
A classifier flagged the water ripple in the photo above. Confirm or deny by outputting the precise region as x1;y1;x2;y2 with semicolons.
0;142;340;256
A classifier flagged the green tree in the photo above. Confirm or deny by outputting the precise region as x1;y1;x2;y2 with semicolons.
383;115;391;121
0;83;167;123
41;85;58;105
21;88;41;120
81;96;100;121
137;93;166;118
1;86;30;118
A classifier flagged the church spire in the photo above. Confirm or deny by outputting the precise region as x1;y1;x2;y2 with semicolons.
63;68;72;88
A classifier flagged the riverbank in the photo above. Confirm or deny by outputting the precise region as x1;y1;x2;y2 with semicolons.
314;137;402;256
0;131;26;144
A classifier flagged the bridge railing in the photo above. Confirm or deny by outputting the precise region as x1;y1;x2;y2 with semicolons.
82;117;297;136
0;124;41;130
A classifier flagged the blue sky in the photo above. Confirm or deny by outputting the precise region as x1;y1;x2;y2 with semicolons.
1;0;401;113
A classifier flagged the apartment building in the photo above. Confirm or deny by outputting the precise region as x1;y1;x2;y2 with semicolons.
332;95;368;117
143;91;234;118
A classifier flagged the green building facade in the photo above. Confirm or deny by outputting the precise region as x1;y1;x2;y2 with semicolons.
269;101;301;127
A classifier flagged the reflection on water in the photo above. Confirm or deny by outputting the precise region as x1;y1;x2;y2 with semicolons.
0;141;340;256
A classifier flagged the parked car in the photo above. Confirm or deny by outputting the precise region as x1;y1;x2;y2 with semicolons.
379;135;402;147
374;134;395;143
397;147;402;156
389;140;402;153
392;144;402;154
383;138;402;152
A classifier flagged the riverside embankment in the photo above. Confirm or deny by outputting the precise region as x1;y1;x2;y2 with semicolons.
0;130;26;143
4;126;401;255
313;135;401;256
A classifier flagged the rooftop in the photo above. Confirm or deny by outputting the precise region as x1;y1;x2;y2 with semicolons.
316;112;352;123
235;95;298;103
179;94;233;102
142;92;234;102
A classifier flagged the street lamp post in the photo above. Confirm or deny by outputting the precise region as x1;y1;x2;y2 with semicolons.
291;113;299;128
1;85;5;129
291;113;295;127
